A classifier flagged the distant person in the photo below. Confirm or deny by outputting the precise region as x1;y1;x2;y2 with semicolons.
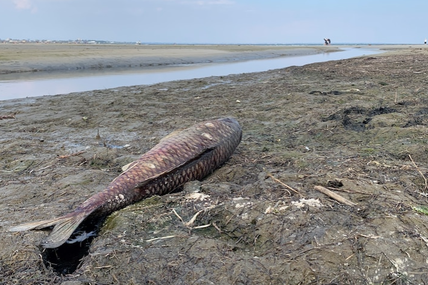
328;38;331;45
425;39;427;45
324;38;329;45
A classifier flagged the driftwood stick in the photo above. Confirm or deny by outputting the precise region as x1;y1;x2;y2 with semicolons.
266;171;302;196
314;185;357;206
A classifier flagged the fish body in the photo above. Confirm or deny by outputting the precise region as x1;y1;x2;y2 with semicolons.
10;117;242;248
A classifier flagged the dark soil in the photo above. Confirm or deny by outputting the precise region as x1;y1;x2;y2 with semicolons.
2;48;428;284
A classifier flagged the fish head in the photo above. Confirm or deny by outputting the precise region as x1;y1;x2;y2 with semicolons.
218;117;242;141
219;117;240;128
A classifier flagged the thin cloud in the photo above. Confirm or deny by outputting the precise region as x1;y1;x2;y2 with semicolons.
13;0;38;12
13;0;32;9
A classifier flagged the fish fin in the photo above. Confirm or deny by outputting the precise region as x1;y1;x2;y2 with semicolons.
9;211;90;248
9;216;67;232
41;212;88;248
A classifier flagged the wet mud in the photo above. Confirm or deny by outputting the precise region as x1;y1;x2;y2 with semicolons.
2;48;428;284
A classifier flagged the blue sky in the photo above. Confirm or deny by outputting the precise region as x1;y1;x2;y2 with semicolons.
2;0;428;44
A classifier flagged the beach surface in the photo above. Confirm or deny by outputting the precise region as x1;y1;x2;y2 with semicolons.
2;44;428;284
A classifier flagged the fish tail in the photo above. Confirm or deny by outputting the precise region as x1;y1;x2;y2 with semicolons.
10;211;89;248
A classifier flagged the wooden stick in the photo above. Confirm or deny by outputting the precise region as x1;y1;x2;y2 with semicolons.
314;185;357;206
266;171;302;196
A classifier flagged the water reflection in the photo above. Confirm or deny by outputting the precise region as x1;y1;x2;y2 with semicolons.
0;48;380;101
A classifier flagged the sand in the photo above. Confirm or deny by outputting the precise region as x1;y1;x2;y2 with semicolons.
2;44;428;284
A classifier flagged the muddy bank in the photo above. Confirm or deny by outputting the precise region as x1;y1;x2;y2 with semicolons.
2;46;428;284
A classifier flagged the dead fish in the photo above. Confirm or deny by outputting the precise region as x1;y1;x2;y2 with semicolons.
10;117;242;248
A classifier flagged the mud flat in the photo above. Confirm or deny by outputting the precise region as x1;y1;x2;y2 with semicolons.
2;45;428;284
0;43;338;75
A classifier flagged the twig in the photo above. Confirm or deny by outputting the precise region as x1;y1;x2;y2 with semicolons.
35;163;54;172
314;185;357;206
145;235;176;242
94;265;113;269
184;210;203;227
212;222;222;233
58;151;86;159
172;208;205;228
112;273;119;283
345;253;354;261
409;154;428;190
193;224;211;229
265;171;302;196
358;233;380;239
172;208;184;223
0;114;16;120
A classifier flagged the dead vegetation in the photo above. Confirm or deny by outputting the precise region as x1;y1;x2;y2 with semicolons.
2;48;428;284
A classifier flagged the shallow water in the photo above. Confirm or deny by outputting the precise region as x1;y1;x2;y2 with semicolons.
0;48;380;101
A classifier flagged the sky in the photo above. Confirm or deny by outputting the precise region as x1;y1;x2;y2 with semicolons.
1;0;428;44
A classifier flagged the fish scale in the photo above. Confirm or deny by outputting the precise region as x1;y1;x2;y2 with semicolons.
10;117;242;248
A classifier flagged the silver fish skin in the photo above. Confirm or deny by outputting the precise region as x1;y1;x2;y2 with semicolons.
9;117;242;248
